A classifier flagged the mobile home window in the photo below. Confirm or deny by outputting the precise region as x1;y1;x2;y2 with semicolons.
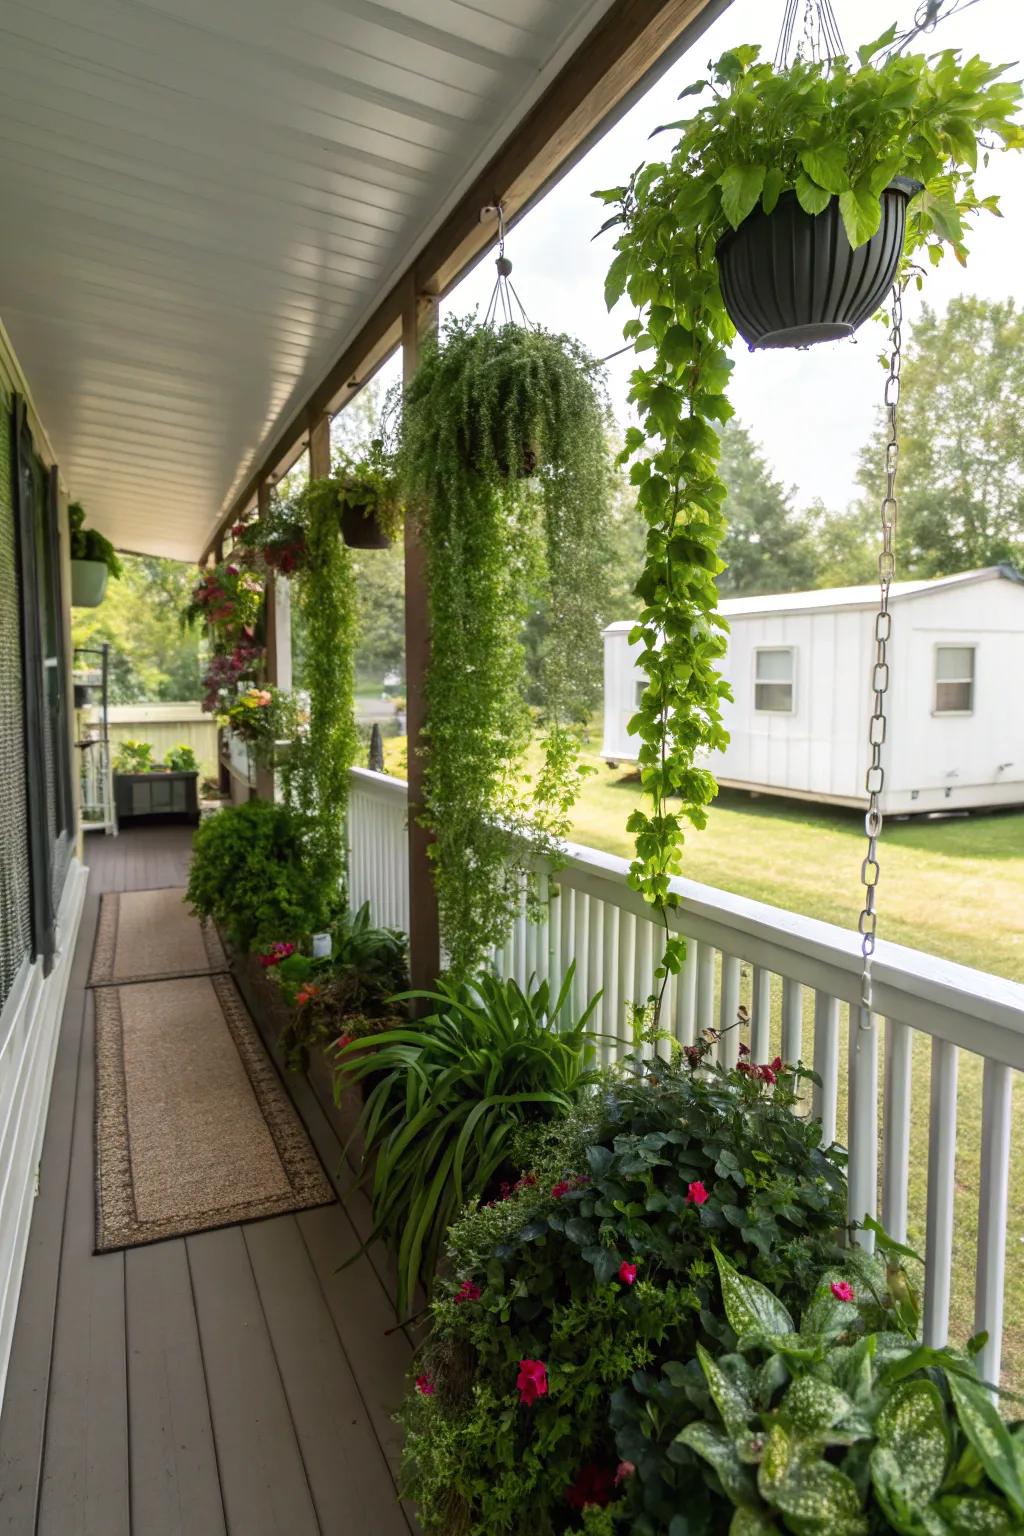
754;648;794;713
934;645;975;713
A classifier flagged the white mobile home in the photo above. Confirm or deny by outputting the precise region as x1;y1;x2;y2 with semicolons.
601;566;1024;815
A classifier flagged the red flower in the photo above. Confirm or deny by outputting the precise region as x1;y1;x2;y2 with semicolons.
565;1465;616;1510
550;1180;571;1200
618;1261;638;1286
414;1374;435;1397
831;1280;855;1303
295;984;320;1007
454;1279;481;1305
516;1359;548;1406
257;941;295;968
686;1181;708;1206
615;1461;636;1485
334;1033;355;1051
759;1063;777;1085
771;1056;783;1073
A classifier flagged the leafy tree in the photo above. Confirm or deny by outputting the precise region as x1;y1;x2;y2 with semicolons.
71;554;202;702
802;497;878;587
856;296;1024;574
716;420;817;596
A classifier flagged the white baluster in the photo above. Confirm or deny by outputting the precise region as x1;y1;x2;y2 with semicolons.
695;943;714;1039
719;954;741;1068
586;895;603;1032
975;1059;1013;1389
882;1019;912;1243
617;908;637;1055
812;992;840;1148
751;966;772;1061
602;900;619;1062
559;884;574;997
924;1038;959;1346
847;1006;878;1253
675;936;697;1047
781;978;802;1064
573;892;590;1021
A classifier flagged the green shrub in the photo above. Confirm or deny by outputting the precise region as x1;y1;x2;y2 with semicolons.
186;800;324;950
400;1052;847;1534
336;966;603;1316
164;743;198;773
113;739;154;773
674;1246;1023;1535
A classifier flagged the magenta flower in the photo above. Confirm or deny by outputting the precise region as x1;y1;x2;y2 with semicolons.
615;1461;636;1485
550;1180;571;1200
618;1261;638;1287
454;1279;481;1305
686;1181;708;1206
414;1374;435;1396
831;1280;855;1303
517;1359;548;1406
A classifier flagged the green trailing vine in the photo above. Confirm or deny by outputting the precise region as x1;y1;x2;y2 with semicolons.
286;476;360;904
397;316;611;979
598;37;1023;999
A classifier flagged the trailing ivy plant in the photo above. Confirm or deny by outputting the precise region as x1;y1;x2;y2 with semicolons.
285;476;360;905
397;316;611;978
597;38;1023;999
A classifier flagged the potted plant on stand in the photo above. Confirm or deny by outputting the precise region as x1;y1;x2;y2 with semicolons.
112;739;201;825
69;501;122;607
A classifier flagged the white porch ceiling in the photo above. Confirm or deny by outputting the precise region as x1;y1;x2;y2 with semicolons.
0;0;619;561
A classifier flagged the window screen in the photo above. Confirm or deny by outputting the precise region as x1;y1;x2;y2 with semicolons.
0;394;33;1010
755;648;794;712
935;646;975;713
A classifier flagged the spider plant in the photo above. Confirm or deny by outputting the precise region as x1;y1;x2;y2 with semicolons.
334;964;603;1315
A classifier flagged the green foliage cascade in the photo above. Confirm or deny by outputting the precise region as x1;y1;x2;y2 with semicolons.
163;743;198;773
597;38;1023;995
398;316;611;978
399;1049;847;1533
286;477;360;905
186;800;325;951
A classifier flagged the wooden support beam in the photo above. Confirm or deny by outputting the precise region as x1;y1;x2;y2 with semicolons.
255;477;292;801
308;412;332;483
402;280;441;992
201;0;725;561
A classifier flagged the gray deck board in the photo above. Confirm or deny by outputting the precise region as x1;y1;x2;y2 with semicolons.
0;826;413;1535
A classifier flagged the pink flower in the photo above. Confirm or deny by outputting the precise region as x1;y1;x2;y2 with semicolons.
226;564;239;576
758;1062;777;1085
831;1280;855;1303
551;1180;571;1200
415;1374;435;1396
618;1261;638;1286
454;1280;481;1305
771;1056;783;1073
615;1462;636;1485
686;1181;708;1206
516;1359;548;1406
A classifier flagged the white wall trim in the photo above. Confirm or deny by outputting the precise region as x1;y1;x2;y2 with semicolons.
0;860;88;1406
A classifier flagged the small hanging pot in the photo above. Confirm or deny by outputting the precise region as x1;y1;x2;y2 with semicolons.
715;176;922;349
339;502;392;550
70;559;109;607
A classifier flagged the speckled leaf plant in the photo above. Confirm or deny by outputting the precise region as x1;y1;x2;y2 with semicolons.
597;36;1022;1000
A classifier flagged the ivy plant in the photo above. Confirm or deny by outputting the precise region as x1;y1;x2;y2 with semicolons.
285;475;360;905
596;38;1023;997
397;316;611;978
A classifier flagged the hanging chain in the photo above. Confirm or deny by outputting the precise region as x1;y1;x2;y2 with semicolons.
774;0;845;69
483;204;534;330
858;284;904;1018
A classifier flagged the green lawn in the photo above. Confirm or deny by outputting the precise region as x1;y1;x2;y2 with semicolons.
382;738;1024;1384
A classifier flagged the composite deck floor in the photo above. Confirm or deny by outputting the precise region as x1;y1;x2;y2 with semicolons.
0;825;415;1536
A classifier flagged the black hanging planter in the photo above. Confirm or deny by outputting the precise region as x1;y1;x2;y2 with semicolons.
716;176;922;349
339;502;392;550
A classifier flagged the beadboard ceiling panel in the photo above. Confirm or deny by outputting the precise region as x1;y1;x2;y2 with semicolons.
0;0;631;559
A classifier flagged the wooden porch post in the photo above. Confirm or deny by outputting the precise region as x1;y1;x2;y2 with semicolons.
402;277;441;990
255;477;292;799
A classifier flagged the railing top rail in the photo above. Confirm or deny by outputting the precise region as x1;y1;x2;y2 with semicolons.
348;767;1024;1063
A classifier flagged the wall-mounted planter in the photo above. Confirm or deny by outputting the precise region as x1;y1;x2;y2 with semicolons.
113;769;200;825
339;502;392;550
70;559;109;607
716;177;922;349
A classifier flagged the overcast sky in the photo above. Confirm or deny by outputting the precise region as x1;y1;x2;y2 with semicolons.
436;0;1023;514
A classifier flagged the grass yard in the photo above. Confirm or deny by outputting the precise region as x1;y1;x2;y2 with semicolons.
381;735;1024;1385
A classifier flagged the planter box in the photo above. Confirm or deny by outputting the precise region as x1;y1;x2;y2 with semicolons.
70;559;109;607
113;768;200;824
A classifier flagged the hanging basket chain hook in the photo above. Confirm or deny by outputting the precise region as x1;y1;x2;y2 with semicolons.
774;0;845;69
483;202;535;331
858;282;905;1022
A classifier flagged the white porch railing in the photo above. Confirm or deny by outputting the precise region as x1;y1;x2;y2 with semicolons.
347;766;1023;1388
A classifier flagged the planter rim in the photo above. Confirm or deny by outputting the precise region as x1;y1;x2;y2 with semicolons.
715;175;923;262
